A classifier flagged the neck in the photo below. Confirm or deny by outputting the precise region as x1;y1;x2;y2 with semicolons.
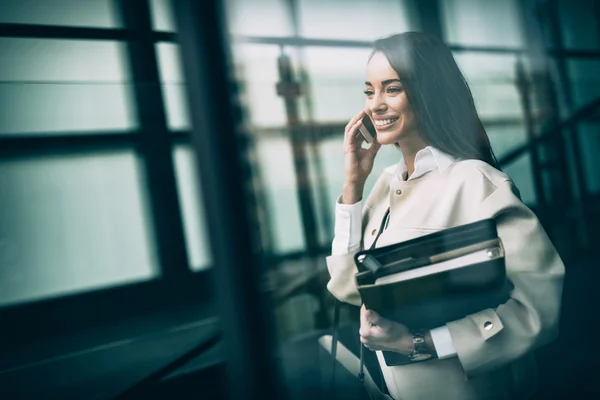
397;134;428;177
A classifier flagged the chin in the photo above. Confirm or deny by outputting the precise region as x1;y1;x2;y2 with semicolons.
376;130;404;145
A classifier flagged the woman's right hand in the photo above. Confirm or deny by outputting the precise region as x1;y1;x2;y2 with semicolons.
342;110;381;204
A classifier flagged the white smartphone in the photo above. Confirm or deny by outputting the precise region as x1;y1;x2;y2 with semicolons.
356;114;377;143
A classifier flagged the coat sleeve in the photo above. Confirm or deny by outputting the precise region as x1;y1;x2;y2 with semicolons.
326;250;362;306
325;173;390;307
446;179;565;378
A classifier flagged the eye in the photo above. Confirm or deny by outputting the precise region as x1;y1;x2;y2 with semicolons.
386;86;403;94
363;89;374;96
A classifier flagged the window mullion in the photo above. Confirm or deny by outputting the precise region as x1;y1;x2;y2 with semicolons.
116;0;190;280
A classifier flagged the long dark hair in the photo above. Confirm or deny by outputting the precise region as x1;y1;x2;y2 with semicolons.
371;32;499;169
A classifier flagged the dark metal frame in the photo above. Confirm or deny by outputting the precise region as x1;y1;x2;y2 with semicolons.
0;21;175;41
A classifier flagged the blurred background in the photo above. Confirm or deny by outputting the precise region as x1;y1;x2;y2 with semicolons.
0;0;599;398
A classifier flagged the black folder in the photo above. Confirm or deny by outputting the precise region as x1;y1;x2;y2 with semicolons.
354;219;512;366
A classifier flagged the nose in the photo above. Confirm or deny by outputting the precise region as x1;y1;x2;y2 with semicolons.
368;92;387;114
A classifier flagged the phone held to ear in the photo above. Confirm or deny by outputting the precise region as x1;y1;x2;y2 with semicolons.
357;114;377;143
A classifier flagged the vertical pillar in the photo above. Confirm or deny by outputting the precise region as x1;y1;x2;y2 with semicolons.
172;0;284;398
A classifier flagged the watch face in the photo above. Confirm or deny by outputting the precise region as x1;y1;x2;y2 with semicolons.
409;353;432;362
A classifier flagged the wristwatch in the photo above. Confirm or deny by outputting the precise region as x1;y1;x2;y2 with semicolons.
408;330;432;361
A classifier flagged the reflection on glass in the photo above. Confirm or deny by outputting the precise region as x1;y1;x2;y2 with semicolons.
451;52;534;202
0;151;159;307
256;137;306;253
226;0;293;37
159;84;190;131
557;0;600;50
578;123;600;194
503;152;537;205
232;44;296;127
567;59;600;109
485;124;536;206
0;0;120;28
453;52;523;119
441;0;524;47
0;83;137;134
303;47;372;123
156;43;190;130
0;38;136;134
297;0;412;40
149;0;176;31
485;123;528;158
311;137;344;246
156;43;185;83
172;145;212;271
0;38;131;82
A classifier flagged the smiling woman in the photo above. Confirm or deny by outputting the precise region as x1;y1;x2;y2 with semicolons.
326;32;564;400
363;68;418;145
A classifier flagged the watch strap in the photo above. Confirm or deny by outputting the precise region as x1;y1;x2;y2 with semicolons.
408;330;432;361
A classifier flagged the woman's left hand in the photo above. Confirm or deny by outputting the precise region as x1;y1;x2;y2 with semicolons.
359;304;415;355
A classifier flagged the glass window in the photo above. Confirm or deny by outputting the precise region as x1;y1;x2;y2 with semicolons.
149;0;177;32
303;47;372;123
224;43;308;254
156;43;190;131
231;44;296;128
485;124;536;207
502;152;537;206
0;151;159;307
452;51;535;204
0;38;136;134
256;137;306;253
453;52;523;120
172;145;212;271
0;38;131;82
0;0;120;28
440;0;524;47
486;123;528;159
305;139;331;247
567;59;600;109
226;0;294;37
0;83;136;135
312;136;344;246
578;123;600;194
297;0;412;40
557;0;600;50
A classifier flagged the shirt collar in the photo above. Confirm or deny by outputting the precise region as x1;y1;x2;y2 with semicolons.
383;146;458;181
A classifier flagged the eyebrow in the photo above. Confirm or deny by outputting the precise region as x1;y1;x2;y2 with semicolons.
364;79;402;86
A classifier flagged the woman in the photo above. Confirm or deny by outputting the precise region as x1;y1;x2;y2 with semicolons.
326;32;564;400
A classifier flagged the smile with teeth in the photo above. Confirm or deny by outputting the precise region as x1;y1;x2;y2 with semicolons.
374;118;399;129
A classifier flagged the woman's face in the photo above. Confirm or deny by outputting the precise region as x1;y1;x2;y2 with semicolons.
364;52;418;145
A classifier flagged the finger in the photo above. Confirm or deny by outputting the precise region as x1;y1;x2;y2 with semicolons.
359;322;371;337
359;306;373;338
360;304;369;328
344;110;364;136
366;310;389;329
343;121;358;152
344;110;365;138
345;119;365;151
348;109;365;130
367;138;382;155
